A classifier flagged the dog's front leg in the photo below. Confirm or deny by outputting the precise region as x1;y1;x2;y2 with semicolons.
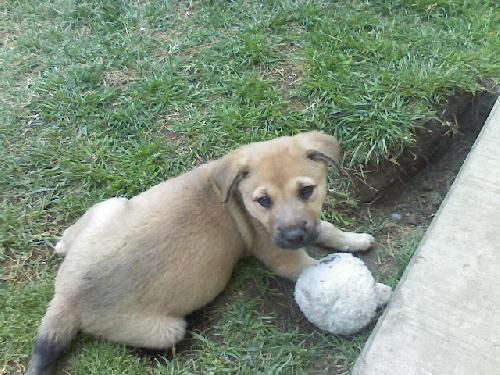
315;221;375;252
254;246;316;281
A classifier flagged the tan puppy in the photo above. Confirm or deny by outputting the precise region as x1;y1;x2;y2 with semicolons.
27;132;374;375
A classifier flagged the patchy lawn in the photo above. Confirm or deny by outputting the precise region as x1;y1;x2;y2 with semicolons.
0;0;498;373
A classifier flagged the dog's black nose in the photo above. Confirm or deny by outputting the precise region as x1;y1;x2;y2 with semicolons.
278;223;307;248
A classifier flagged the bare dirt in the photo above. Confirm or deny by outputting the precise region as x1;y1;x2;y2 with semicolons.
136;91;498;368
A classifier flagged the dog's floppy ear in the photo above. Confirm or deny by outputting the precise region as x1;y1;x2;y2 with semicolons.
296;131;341;167
211;153;249;203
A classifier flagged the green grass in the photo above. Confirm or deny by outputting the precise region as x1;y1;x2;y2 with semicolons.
378;227;426;288
0;0;498;373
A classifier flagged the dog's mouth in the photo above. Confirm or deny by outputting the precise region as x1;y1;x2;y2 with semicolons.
273;228;319;250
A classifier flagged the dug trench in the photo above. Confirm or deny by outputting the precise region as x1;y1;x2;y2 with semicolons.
135;91;498;369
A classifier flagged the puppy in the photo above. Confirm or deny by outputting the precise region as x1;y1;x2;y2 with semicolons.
27;132;374;375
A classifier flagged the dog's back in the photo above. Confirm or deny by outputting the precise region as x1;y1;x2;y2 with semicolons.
54;197;128;256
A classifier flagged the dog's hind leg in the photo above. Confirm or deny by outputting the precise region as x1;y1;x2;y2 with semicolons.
315;221;375;252
93;315;186;350
27;297;80;375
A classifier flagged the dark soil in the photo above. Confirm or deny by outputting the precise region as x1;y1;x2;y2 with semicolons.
136;91;497;367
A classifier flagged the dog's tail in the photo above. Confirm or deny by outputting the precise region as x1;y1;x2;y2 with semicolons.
27;297;80;375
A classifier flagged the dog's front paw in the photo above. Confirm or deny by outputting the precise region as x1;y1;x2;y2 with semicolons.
340;232;375;252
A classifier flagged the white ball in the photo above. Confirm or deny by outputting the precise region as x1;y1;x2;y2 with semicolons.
295;253;392;335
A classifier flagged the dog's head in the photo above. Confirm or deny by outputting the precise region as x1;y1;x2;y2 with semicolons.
211;131;340;250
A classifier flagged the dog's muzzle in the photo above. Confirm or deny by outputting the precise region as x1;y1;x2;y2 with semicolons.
274;222;319;250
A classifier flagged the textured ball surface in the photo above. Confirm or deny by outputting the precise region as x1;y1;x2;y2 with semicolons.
295;253;391;335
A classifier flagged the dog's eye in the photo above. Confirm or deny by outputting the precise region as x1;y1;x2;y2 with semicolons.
256;196;272;208
299;185;315;200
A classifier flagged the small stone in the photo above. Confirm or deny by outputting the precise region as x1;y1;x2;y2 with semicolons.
390;213;402;221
